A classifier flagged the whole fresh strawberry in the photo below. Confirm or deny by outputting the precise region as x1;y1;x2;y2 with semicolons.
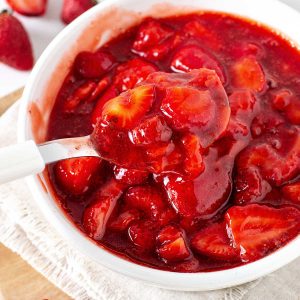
6;0;47;16
0;11;34;70
61;0;97;24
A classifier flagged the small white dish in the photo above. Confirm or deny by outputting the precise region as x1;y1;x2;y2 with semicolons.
18;0;300;291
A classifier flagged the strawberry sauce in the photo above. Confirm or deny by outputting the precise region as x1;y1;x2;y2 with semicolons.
47;12;300;272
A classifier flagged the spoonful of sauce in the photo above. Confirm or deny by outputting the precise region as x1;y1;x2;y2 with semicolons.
0;69;230;184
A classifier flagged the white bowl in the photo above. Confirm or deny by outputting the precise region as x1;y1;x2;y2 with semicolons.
18;0;300;291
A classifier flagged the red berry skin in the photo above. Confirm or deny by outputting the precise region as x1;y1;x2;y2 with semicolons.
74;51;115;79
124;185;166;220
55;157;102;195
128;220;156;251
61;0;96;24
225;204;300;262
0;12;33;70
6;0;47;16
108;209;140;231
156;225;191;263
83;179;124;240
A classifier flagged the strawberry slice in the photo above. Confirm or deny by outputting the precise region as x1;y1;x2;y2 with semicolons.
156;225;191;263
91;85;118;125
191;222;239;261
6;0;47;16
159;69;230;148
63;81;97;112
181;134;205;179
163;154;232;219
225;204;300;262
124;185;166;220
129;115;172;145
231;56;266;92
0;12;33;70
272;89;292;111
55;157;101;195
113;165;149;185
281;181;300;204
229;90;257;116
182;21;220;50
61;0;96;24
114;58;158;92
128;220;156;251
74;51;115;79
83;179;124;240
170;45;225;83
132;19;174;60
285;99;300;125
108;209;140;231
234;166;272;205
101;84;155;129
144;141;182;174
237;127;300;186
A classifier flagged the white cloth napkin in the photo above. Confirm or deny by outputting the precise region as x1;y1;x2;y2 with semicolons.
0;102;299;299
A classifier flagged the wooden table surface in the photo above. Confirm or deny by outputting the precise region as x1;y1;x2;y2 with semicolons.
0;90;71;300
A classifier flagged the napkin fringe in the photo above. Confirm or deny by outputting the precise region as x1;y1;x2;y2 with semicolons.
0;211;92;300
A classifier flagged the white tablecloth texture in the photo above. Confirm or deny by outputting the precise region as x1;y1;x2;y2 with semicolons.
0;102;299;300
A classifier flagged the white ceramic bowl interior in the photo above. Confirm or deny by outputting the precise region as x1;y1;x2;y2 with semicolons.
18;0;300;291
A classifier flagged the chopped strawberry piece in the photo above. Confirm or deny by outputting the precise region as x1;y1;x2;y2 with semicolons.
181;134;205;179
191;222;239;261
91;119;146;168
237;128;300;186
128;220;156;250
102;84;155;129
163;154;232;219
6;0;47;16
272;89;291;111
163;175;199;218
281;181;300;204
83;179;124;240
229;90;257;115
158;207;178;226
114;58;158;92
129;115;172;145
88;76;111;103
251;112;285;138
162;86;214;130
234;167;272;205
285;98;300;125
182;21;220;50
272;90;300;125
170;45;225;83
231;56;266;92
74;51;115;79
109;209;140;231
159;69;230;147
132;19;174;60
225;204;300;262
113;165;149;185
61;0;96;24
0;12;33;70
55;157;101;195
144;141;182;173
124;185;166;220
156;225;191;263
63;81;97;112
91;85;118;125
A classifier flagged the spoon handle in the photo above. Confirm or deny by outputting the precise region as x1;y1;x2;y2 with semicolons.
0;140;45;184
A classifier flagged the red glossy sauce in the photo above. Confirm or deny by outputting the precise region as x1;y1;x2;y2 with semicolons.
47;12;300;272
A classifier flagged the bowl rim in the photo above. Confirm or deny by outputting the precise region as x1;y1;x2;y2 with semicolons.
17;0;300;291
